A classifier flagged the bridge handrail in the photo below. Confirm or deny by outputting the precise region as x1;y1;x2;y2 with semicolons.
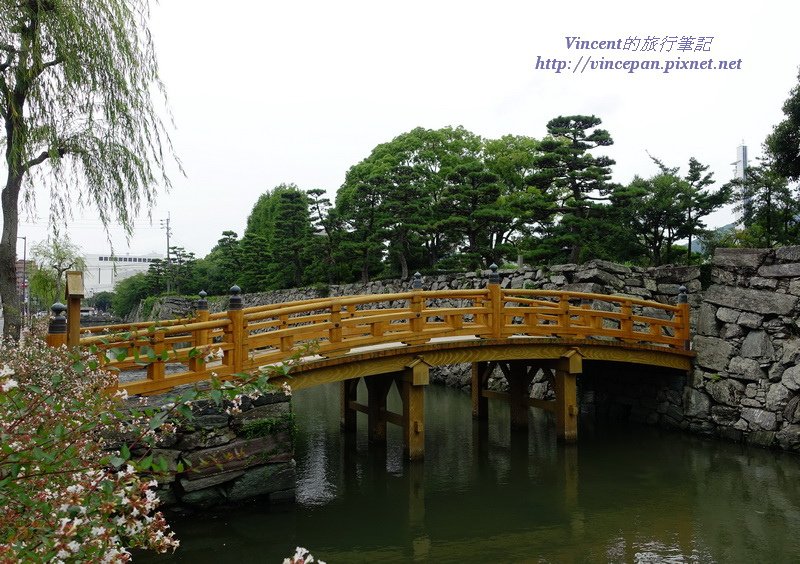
501;288;684;312
51;281;691;396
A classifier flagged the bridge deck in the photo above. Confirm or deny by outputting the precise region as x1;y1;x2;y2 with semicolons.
273;336;693;391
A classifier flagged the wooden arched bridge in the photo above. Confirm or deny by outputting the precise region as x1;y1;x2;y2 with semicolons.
48;269;694;460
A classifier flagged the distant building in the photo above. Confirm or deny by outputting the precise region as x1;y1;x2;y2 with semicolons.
735;144;748;180
83;252;163;296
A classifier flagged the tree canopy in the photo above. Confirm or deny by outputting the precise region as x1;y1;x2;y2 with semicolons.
0;0;178;337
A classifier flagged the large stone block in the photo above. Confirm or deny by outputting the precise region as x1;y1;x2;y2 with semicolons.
183;432;293;478
711;405;740;425
693;336;734;372
727;357;766;381
180;469;244;493
776;246;800;262
682;387;710;418
766;383;791;411
738;312;764;329
758;263;800;278
706;378;745;406
651;265;701;282
563;282;604;294
573;268;624;289
713;248;769;269
784;396;800;424
715;307;740;323
775;424;800;450
740;330;775;360
226;461;296;502
780;339;800;365
782;365;800;391
703;285;797;315
741;407;777;431
585;259;632;275
232;401;290;428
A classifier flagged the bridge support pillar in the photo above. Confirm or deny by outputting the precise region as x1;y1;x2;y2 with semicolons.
507;362;535;430
365;375;393;444
401;359;429;461
471;362;491;420
340;379;358;431
555;350;582;443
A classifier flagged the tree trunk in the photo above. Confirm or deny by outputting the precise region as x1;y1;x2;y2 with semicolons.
1;174;23;339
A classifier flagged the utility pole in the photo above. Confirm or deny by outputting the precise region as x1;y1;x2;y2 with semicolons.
160;213;172;293
17;236;26;325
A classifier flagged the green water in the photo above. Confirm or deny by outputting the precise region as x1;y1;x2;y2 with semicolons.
143;383;800;563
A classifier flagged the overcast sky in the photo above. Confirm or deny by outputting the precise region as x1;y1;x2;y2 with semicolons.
15;0;800;260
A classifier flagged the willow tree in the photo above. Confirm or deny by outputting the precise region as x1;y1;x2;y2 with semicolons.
0;0;177;337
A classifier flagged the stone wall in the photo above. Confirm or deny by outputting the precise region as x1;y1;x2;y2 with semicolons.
130;389;295;509
690;248;800;451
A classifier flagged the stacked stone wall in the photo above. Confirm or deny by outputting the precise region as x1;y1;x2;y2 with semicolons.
128;390;295;509
690;248;800;451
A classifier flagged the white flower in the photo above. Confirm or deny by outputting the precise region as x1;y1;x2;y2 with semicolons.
67;541;81;552
0;378;17;392
57;550;70;559
282;382;292;397
115;389;129;400
0;365;14;378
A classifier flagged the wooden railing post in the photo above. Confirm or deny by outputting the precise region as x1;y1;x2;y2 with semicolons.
620;299;633;340
46;302;67;348
678;285;691;350
224;285;245;373
410;272;424;334
329;300;343;344
189;290;209;372
488;263;502;338
65;271;84;347
147;330;166;382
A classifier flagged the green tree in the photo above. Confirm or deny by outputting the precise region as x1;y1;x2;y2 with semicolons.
268;189;312;288
647;156;729;264
111;272;150;317
30;235;86;303
202;231;242;294
612;174;692;266
336;164;388;283
727;162;800;247
533;115;615;263
306;189;344;284
0;0;178;338
87;290;114;313
766;67;800;182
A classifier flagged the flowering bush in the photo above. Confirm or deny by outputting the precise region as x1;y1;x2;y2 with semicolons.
0;329;307;562
0;336;178;562
284;546;325;564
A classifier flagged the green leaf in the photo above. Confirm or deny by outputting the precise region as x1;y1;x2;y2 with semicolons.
120;444;131;460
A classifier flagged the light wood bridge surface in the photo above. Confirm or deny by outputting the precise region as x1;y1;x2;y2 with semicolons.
47;271;694;459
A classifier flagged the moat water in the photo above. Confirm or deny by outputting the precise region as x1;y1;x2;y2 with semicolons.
141;382;800;563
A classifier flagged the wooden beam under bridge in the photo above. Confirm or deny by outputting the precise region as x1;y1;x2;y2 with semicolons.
340;357;430;460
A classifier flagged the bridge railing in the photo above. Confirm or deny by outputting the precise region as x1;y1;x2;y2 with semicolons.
47;267;690;395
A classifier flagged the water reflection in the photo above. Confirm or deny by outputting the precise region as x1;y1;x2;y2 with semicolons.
142;382;800;563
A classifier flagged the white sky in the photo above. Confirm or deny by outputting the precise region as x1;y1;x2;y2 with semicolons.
14;0;800;260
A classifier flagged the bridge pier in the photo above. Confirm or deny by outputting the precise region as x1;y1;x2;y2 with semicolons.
469;350;582;443
339;359;429;461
